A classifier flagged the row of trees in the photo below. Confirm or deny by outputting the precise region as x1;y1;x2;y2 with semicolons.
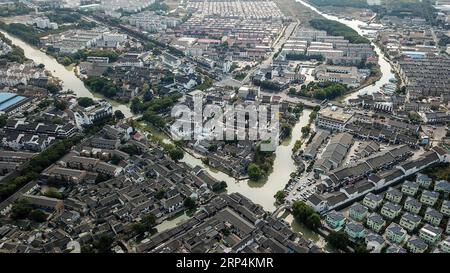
10;199;47;222
0;33;27;63
294;82;348;100
0;3;32;17
291;201;322;230
0;136;82;201
285;53;324;62
0;22;42;46
83;76;121;98
247;145;275;181
309;19;370;44
309;0;370;8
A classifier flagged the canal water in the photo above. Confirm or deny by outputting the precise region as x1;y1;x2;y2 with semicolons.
296;0;396;100
180;109;312;212
0;30;133;118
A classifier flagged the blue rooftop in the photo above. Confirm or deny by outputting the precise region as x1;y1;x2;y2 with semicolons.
0;92;26;111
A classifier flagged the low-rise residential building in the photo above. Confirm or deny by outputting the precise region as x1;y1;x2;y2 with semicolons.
325;211;345;231
404;197;422;214
348;203;368;222
424;208;443;226
365;233;386;253
401;181;419;196
385;222;407;244
325;210;346;231
407;236;428;253
434;180;450;194
419;224;442;245
381;202;402;220
344;221;366;240
416;173;432;189
363;193;383;210
366;213;386;233
420;190;439;206
385;187;403;203
399;212;422;232
386;245;407;253
439;237;450;253
441;200;450;217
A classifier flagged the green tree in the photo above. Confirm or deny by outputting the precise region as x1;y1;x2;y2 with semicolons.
155;189;166;200
142;213;156;228
114;110;125;120
54;100;68;111
92;235;114;253
247;163;264;181
28;209;47;222
132;222;146;235
301;126;311;138
355;243;369;253
408;111;422;124
10;199;32;219
169;147;184;161
327;231;350;251
306;213;322;230
292;201;322;230
77;97;95;107
274;191;286;203
0;114;7;128
43;188;63;199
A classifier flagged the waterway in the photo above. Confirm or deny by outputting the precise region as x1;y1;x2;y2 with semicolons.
180;109;312;212
296;0;396;100
0;30;133;118
2;6;395;242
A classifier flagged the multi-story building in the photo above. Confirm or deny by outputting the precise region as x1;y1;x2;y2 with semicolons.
404;197;422;214
419;224;442;245
424;208;443;226
366;213;386;233
420;190;439;206
416;173;432;189
344;221;366;240
385;187;403;204
381;202;402;220
399;212;422;232
441;200;450;217
349;203;368;222
385;223;407;244
363;193;383;210
401;181;419;196
325;210;346;231
407;236;428;253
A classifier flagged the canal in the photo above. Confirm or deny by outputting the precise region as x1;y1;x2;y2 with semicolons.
2;6;393;243
296;0;396;100
180;109;312;212
0;30;133;118
2;27;314;228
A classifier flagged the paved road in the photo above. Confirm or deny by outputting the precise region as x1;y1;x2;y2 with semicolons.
242;20;300;84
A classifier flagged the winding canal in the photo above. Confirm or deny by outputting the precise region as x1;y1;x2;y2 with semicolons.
0;29;312;212
0;30;133;118
180;109;312;212
2;3;395;242
296;0;396;100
